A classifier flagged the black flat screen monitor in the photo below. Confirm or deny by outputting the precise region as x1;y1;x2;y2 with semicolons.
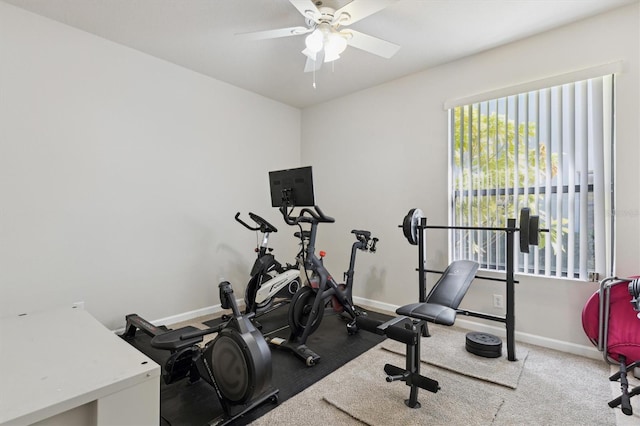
269;166;315;207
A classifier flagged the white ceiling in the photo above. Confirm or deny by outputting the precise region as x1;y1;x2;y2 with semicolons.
4;0;637;108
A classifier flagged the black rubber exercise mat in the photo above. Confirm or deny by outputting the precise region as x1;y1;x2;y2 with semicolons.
122;305;391;426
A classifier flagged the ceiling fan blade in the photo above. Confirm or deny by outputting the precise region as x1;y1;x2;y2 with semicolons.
344;29;400;58
304;50;324;73
237;26;312;40
289;0;322;22
334;0;398;25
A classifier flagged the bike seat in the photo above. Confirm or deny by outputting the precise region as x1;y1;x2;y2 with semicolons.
151;326;203;351
294;230;311;240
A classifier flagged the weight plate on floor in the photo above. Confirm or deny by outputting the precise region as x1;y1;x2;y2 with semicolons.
465;332;502;358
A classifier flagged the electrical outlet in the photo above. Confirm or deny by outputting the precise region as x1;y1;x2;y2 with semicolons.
493;294;504;309
72;301;85;310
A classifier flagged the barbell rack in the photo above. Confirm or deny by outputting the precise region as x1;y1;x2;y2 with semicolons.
410;216;519;361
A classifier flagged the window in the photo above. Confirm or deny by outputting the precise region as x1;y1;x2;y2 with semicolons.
449;75;614;280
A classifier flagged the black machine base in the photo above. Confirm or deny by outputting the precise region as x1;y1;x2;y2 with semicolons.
383;362;440;408
267;336;321;366
356;315;439;408
209;389;279;426
465;332;503;358
608;356;640;416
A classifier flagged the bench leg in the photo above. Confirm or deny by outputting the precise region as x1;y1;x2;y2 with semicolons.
383;320;440;408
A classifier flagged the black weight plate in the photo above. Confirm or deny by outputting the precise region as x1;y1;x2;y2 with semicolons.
402;208;424;246
466;336;501;351
528;215;539;246
466;345;503;358
466;341;502;358
465;332;502;358
412;209;424;246
519;208;530;253
403;208;417;245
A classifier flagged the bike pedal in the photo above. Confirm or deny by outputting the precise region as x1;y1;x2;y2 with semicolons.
346;322;359;335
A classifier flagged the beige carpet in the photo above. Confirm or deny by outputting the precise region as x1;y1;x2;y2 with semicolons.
321;346;504;425
169;312;624;425
251;333;616;425
251;343;504;426
381;325;528;389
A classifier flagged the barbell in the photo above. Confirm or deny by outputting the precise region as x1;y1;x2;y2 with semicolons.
401;207;547;253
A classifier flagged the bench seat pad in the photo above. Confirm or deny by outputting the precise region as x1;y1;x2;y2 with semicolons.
396;302;456;326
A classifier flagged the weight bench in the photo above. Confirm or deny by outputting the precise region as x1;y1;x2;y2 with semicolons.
357;259;479;408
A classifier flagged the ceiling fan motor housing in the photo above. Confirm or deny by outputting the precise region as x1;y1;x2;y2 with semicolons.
243;0;401;72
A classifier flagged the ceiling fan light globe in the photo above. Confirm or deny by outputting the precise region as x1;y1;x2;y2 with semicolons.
304;29;324;53
324;51;341;63
328;33;347;53
302;48;317;61
324;32;347;62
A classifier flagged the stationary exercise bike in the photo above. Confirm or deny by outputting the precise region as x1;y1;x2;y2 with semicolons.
269;204;378;366
235;211;303;316
121;281;278;425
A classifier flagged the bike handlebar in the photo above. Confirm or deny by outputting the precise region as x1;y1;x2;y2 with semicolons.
351;229;371;240
279;205;335;226
235;212;278;233
351;229;379;252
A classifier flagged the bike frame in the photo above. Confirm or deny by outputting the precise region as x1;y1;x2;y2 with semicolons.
284;205;377;344
236;211;302;315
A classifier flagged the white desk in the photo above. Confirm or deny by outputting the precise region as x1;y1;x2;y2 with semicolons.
0;307;160;426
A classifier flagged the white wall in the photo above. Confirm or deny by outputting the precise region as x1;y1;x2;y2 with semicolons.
300;3;640;351
0;2;301;329
2;1;638;354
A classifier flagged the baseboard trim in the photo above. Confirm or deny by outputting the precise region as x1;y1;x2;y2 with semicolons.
111;300;242;334
353;296;602;360
453;318;603;360
116;295;601;360
151;304;226;326
353;296;398;316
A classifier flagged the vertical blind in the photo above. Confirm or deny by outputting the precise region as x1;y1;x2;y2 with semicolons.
449;75;614;279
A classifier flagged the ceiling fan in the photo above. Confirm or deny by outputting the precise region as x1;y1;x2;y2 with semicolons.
240;0;400;72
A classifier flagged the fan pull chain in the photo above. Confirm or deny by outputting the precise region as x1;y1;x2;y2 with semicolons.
313;68;316;89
